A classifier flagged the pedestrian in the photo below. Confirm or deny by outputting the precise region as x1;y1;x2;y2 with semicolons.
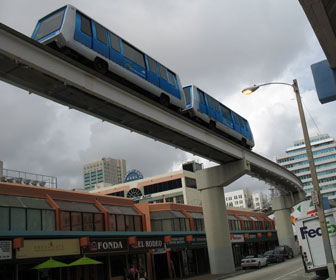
128;265;138;280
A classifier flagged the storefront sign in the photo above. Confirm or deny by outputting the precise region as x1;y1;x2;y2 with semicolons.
249;234;257;239
230;234;244;243
0;241;12;260
130;237;164;251
189;236;207;247
167;237;186;248
83;238;128;254
16;239;80;259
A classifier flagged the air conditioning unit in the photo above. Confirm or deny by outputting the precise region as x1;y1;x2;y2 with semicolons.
23;179;31;185
39;181;46;187
31;180;39;186
15;177;23;184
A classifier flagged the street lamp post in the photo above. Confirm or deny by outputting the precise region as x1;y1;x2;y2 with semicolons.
242;79;336;279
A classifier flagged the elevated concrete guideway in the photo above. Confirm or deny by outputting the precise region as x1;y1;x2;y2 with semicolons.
0;24;304;197
0;23;305;275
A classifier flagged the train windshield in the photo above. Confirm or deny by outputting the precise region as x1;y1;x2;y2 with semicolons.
183;87;192;106
34;8;65;40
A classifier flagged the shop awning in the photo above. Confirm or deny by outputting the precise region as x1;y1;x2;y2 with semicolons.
102;204;140;215
150;210;187;219
54;200;101;213
68;256;102;266
32;258;68;270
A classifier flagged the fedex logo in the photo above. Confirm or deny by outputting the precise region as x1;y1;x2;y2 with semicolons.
300;221;336;240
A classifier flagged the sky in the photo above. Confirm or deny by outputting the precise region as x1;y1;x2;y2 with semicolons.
0;0;335;194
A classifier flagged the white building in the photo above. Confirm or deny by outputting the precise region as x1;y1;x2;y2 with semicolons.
252;192;269;210
83;158;126;191
224;189;252;209
276;134;336;201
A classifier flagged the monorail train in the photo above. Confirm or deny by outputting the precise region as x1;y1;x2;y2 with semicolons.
183;85;254;148
32;5;255;149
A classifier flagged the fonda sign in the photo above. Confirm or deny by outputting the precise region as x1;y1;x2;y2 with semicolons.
83;238;128;254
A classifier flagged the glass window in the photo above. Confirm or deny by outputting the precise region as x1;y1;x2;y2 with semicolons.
206;95;214;109
80;14;92;37
27;209;41;231
151;220;162;231
198;90;206;105
148;57;157;74
162;219;173;231
42;210;55;231
83;213;94;231
159;64;168;81
11;208;26;231
167;71;176;87
35;9;65;40
110;32;120;52
180;219;186;231
125;216;135;231
134;216;142;231
0;207;9;230
60;211;70;231
95;23;108;44
71;212;83;231
109;214;117;231
117;215;125;231
183;87;191;104
123;42;145;68
173;219;180;231
94;213;104;231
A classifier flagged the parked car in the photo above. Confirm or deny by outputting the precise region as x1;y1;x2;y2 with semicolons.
274;245;294;259
264;250;285;263
241;255;268;269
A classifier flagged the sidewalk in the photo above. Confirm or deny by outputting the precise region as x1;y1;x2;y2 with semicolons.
172;268;245;280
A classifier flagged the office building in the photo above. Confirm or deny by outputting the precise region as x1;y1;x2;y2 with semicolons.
83;158;126;191
276;134;336;201
252;192;269;210
224;189;252;209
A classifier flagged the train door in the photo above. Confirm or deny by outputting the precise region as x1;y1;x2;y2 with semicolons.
109;32;123;66
219;104;234;129
146;56;160;87
121;41;147;79
204;94;216;120
74;12;93;49
232;112;242;134
197;89;208;115
92;22;109;58
213;100;222;122
238;117;249;139
158;64;179;99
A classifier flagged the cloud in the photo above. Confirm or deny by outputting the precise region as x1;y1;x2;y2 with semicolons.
0;0;334;194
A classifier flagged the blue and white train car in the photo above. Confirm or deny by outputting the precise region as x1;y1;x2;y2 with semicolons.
32;5;186;109
183;85;255;148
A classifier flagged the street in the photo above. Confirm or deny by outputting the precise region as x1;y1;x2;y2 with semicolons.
220;257;327;280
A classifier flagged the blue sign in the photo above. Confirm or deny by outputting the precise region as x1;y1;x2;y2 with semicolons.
124;169;144;183
311;60;336;104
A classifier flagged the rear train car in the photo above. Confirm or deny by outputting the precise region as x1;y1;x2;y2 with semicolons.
183;85;254;148
32;5;186;109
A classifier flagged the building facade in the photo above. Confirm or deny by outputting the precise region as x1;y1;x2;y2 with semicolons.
90;168;202;206
276;134;336;201
252;193;269;210
0;181;277;280
83;158;127;191
224;189;252;209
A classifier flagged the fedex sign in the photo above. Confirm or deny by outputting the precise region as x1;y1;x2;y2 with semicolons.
300;221;336;240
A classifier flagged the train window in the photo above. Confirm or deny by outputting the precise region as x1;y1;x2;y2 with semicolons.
183;87;191;104
148;57;158;74
167;71;176;87
123;42;145;68
207;95;214;109
233;114;240;124
220;105;232;121
214;100;220;112
239;118;246;129
95;23;108;44
80;14;92;37
110;32;120;52
198;90;206;105
159;64;168;81
35;9;65;40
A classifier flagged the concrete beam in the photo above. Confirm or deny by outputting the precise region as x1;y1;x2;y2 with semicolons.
272;195;300;256
196;159;250;191
195;160;250;275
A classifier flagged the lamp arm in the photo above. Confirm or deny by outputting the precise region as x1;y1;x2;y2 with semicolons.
257;82;294;89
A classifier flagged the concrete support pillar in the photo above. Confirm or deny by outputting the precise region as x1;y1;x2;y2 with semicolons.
272;194;299;256
196;160;250;275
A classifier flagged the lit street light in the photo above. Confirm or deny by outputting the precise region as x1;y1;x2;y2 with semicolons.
242;79;336;279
